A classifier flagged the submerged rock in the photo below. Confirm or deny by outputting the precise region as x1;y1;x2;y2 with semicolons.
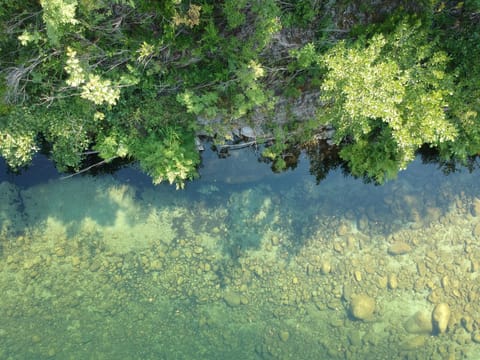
471;198;480;216
400;335;426;351
279;331;289;342
240;126;256;139
473;223;480;238
349;294;375;321
387;241;412;255
404;311;433;335
472;331;480;344
432;303;451;334
223;290;242;307
320;261;332;275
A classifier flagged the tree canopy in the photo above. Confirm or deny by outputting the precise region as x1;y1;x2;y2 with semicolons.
1;0;479;186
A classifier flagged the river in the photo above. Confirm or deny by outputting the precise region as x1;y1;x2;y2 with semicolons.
0;146;479;359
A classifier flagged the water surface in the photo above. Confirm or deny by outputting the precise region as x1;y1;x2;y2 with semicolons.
1;150;480;359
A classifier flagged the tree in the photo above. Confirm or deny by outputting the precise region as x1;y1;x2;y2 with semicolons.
318;20;457;182
1;1;479;186
0;0;284;187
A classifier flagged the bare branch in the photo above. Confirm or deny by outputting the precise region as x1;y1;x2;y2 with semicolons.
4;55;44;104
60;157;117;180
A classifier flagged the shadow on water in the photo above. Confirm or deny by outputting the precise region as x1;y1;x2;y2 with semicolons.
1;142;480;259
418;144;480;178
207;144;480;259
0;155;165;239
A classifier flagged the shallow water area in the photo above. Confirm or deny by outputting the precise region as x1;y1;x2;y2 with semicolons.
1;152;480;359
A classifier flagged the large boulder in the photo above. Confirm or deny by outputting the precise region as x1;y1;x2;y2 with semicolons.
349;294;376;321
404;310;433;335
432;303;451;334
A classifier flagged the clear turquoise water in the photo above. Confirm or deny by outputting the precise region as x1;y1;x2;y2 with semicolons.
1;150;480;359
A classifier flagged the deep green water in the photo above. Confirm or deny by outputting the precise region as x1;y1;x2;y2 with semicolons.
1;149;480;359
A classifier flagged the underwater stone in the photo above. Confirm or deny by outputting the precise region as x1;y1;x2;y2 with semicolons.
89;259;102;272
333;242;343;253
473;223;480;238
404;311;433;335
223;290;242;307
348;331;362;346
320;261;331;275
271;235;279;246
388;274;398;289
279;331;289;342
337;223;349;236
357;215;369;232
400;335;426;351
472;331;480;343
55;247;65;257
432;303;451;334
31;335;41;343
471;198;480;216
240;126;255;138
349;294;375;321
150;259;162;271
388;274;398;290
346;236;357;250
461;316;474;333
377;275;388;289
71;256;81;267
387;242;412;255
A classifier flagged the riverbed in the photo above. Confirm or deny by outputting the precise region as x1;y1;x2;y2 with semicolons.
0;149;479;359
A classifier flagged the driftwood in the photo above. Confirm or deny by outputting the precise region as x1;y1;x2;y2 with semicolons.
217;137;275;151
60;157;117;180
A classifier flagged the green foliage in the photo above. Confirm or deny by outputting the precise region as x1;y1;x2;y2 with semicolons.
2;1;480;186
229;60;273;118
95;132;129;160
94;93;200;187
223;0;247;30
177;90;219;119
0;108;38;168
280;0;319;27
339;126;403;183
262;126;290;171
40;0;79;45
0;98;94;171
319;20;457;182
434;0;480;161
290;43;318;70
129;127;200;189
169;0;281;134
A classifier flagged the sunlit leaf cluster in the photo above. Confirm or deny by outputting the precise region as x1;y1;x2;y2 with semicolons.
319;20;459;181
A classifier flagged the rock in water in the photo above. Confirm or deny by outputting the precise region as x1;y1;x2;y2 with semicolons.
471;198;480;216
240;126;255;139
223;290;242;307
349;294;375;321
400;336;426;351
473;223;480;238
404;311;433;335
388;241;412;255
432;303;451;334
279;331;289;342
